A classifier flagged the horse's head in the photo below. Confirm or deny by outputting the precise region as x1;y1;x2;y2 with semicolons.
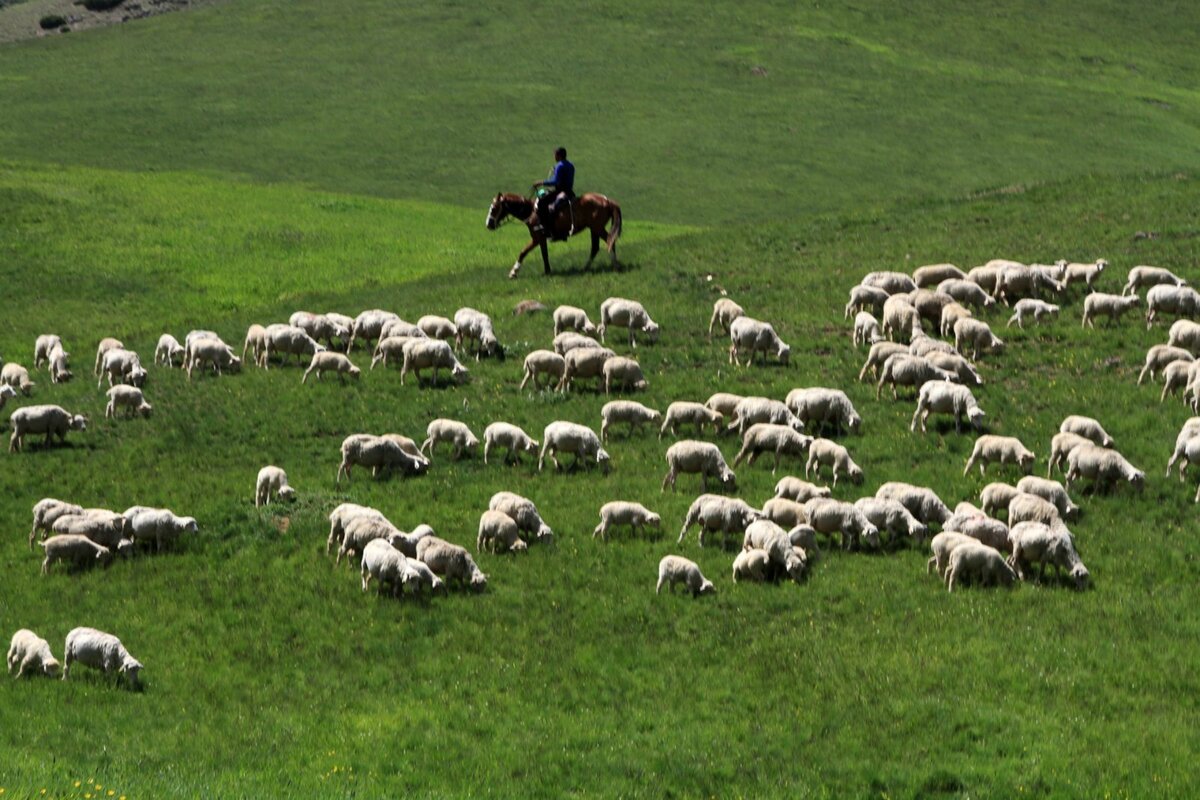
486;193;508;231
486;193;531;231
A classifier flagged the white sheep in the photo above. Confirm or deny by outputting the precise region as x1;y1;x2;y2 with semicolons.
360;538;410;597
860;271;917;295
9;404;88;452
62;627;142;687
926;531;979;578
379;318;426;342
979;482;1021;516
678;494;761;547
263;326;324;368
29;498;85;549
336;434;426;484
1047;432;1094;477
348;309;400;350
421;419;479;460
553;305;598;336
854;497;927;545
603;356;648;394
785;387;862;435
914;263;967;288
1168;319;1200;355
1060;259;1107;293
773;477;831;503
760;497;808;529
477;510;528;554
556;346;616;392
1145;285;1200;328
805;438;864;487
1138;344;1193;385
0;363;36;396
1007;521;1089;589
1081;292;1139;328
483;422;539;464
655;555;715;597
1123;265;1187;296
1006;493;1068;533
593;501;661;541
92;337;124;376
936;278;996;310
599;297;660;347
876;354;957;400
414;313;457;341
104;385;152;419
945;513;1010;552
0;384;15;411
732;548;771;583
552;331;602;355
185;338;241;380
787;525;821;562
728;317;790;366
853;312;883;347
539;421;611;473
400;339;470;386
369;335;415;370
1007;298;1059;328
600;400;661;442
908;289;955;329
7;629;60;678
733;423;813;474
726;396;804;436
857;341;908;382
255;465;296;507
876;482;952;525
908;330;956;359
520;350;565;390
291;311;351;351
337;515;401;566
242;324;268;365
1059;416;1114;448
963;435;1035;476
709;298;745;338
127;509;198;552
1165;418;1200;478
303;351;360;384
803;497;880;550
968;263;1006;294
844;284;889;318
1015;476;1079;519
155;334;185;367
400;558;447;596
327;503;390;555
660;401;723;439
662;441;736;492
880;296;921;342
1168;436;1200;501
453;307;502;359
996;264;1063;305
704;392;744;418
381;434;431;472
953;318;1005;359
48;345;72;384
740;520;807;583
34;334;63;369
416;536;488;591
911;381;985;434
939;302;974;337
945;541;1016;591
488;491;555;544
97;348;146;389
926;351;982;386
40;534;113;573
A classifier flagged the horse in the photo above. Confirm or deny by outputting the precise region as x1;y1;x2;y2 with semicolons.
485;192;622;279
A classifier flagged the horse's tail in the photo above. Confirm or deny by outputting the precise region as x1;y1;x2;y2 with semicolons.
606;200;622;252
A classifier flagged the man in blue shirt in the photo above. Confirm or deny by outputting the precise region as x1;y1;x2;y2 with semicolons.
532;147;575;239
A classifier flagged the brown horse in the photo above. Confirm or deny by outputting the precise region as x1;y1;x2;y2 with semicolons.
485;192;622;278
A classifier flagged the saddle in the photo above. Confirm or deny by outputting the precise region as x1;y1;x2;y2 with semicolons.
534;192;577;241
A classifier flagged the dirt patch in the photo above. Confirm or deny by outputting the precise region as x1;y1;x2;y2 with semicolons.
0;0;218;45
273;515;291;534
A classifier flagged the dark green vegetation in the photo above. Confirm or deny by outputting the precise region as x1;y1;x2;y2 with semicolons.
2;0;1200;797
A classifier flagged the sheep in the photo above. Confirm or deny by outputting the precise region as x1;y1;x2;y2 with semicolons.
1145;285;1200;328
936;278;996;310
1015;476;1079;520
1007;298;1060;328
127;509;198;552
942;502;986;532
593;501;661;541
360;538;410;597
552;331;602;355
1007;492;1069;532
9;404;88;452
96;348;147;388
62;628;143;688
400;338;470;386
926;352;982;386
760;497;808;530
803;497;880;550
1167;319;1200;356
336;434;425;484
660;401;723;439
1046;431;1093;477
336;515;401;566
520;350;565;390
539;421;611;474
979;482;1021;517
785;388;862;436
773;477;831;503
104;385;152;419
1165;418;1200;477
656;555;715;597
477;510;528;554
853;311;883;347
844;284;890;318
421;419;479;461
34;334;63;369
945;541;1016;591
860;271;917;295
263;326;324;368
1167;436;1200;501
92;337;124;376
556;346;616;392
255;465;296;507
876;354;957;400
1059;259;1108;293
603;356;648;393
349;309;400;350
379;434;431;473
678;494;760;547
908;330;956;359
7;630;60;678
953;318;1005;359
662;441;736;493
453;307;502;360
291;311;351;351
185;338;241;380
379;318;427;342
967;263;1006;294
732;548;771;583
857;341;908;382
554;305;598;336
49;346;72;384
911;381;985;434
0;384;15;410
40;535;113;574
938;302;974;337
416;536;488;591
963;435;1036;476
709;298;745;338
155;334;186;367
598;297;660;347
728;317;790;366
1081;293;1139;328
327;503;390;555
400;557;446;596
49;509;127;550
1;363;36;396
370;335;417;370
996;264;1063;305
1059;416;1114;448
726;396;805;436
705;392;744;418
880;296;921;343
600;401;661;442
488;491;555;544
926;531;979;578
787;525;821;562
946;514;1010;552
302;351;360;384
732;423;813;474
805;438;864;487
908;289;955;329
740;519;807;582
914;263;967;288
853;497;928;546
1137;345;1193;385
1123;265;1187;296
242;324;268;364
29;498;85;549
876;482;953;526
1008;521;1089;588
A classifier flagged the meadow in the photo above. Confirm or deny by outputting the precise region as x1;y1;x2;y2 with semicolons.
2;0;1200;797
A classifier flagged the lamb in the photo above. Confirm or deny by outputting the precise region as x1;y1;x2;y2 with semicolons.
773;477;831;503
379;318;427;342
400;338;470;386
1123;265;1187;296
552;331;602;355
860;271;917;295
1168;436;1200;501
92;337;124;375
400;558;447;596
787;525;821;562
704;392;744;418
655;555;715;597
336;434;426;484
49;345;72;384
63;628;143;688
0;384;14;411
337;515;401;566
128;509;198;552
907;289;955;329
1081;293;1140;328
662;441;736;492
421;419;479;461
732;548;772;583
598;297;660;347
996;264;1064;305
678;494;760;547
1007;492;1069;532
876;354;957;400
255;465;296;507
726;396;805;436
104;385;152;419
1;363;36;395
348;309;400;350
1060;259;1108;293
1167;319;1200;355
539;421;611;473
926;531;979;578
477;510;528;554
1145;285;1200;328
483;422;540;464
963;435;1036;476
785;387;862;435
155;334;186;367
914;263;967;288
600;401;661;442
291;311;351;351
1015;476;1079;520
49;509;127;550
380;434;431;473
857;341;907;382
844;284;889;318
1059;416;1114;448
660;401;724;439
967;264;1004;294
979;482;1021;517
9;404;88;452
880;296;921;342
40;534;113;573
416;536;488;591
302;351;360;384
488;491;555;544
945;541;1016;591
1047;431;1094;477
938;302;974;337
370;335;416;369
593;501;661;541
926;352;983;386
1007;521;1089;589
1165;418;1200;478
7;630;60;678
556;346;616;392
805;438;864;486
242;324;267;365
936;278;996;310
728;317;790;366
360;538;410;597
327;503;390;555
185;338;241;380
953;318;1005;359
34;334;63;369
946;514;1010;552
733;423;813;474
1137;345;1193;385
29;498;85;549
97;348;147;388
453;307;502;359
853;497;928;545
911;381;985;434
803;497;880;550
263;326;324;368
1007;298;1060;328
520;349;565;390
760;497;808;530
554;305;598;336
709;298;745;338
740;519;807;582
603;356;648;393
875;482;953;525
908;330;956;358
853;311;883;347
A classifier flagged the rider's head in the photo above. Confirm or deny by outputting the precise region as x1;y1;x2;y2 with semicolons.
554;147;567;162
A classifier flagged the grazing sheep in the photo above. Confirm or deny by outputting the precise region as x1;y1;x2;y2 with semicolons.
49;345;72;384
773;477;831;503
600;401;661;442
255;465;296;507
421;419;479;461
92;337;124;376
371;334;418;369
1168;319;1200;355
788;525;821;562
936;278;996;310
741;519;807;583
40;534;113;574
911;381;985;434
552;332;602;355
1007;492;1068;532
881;296;921;343
1059;416;1114;448
291;311;351;351
477;510;528;554
844;284;889;318
539;421;611;473
785;388;862;435
726;396;804;436
805;438;864;487
556;346;616;392
803;498;880;550
453;308;502;360
945;541;1016;591
660;401;723;439
155;334;185;367
760;497;808;529
733;423;813;474
380;434;431;472
127;509;198;552
1138;345;1193;385
908;289;955;329
96;348;146;389
1015;476;1079;519
926;352;982;386
327;503;390;555
400;557;447;596
1123;265;1187;296
0;363;36;396
979;482;1021;517
263;326;324;369
7;630;60;678
1048;431;1094;477
185;338;241;380
857;341;908;382
853;311;883;348
854;497;928;546
1060;259;1108;293
416;536;488;591
400;339;470;386
1008;521;1089;589
603;356;648;394
62;628;142;687
488;491;555;544
662;441;736;493
520;349;565;390
876;354;957;400
380;318;427;342
963;435;1036;476
909;330;956;359
337;515;401;566
860;271;917;295
347;309;400;351
1007;299;1060;328
732;548;771;583
360;538;410;597
678;494;761;547
728;317;790;366
483;422;540;464
1081;293;1140;328
1165;418;1200;477
655;555;715;597
336;434;426;484
939;302;974;337
0;384;15;410
709;298;745;339
9;405;87;452
947;514;1010;552
1168;436;1200;502
705;392;744;418
953;318;1005;359
104;385;152;419
876;482;953;526
599;298;660;347
242;324;268;365
996;264;1063;305
34;334;63;369
927;531;979;578
554;305;598;336
302;351;360;384
593;501;661;541
914;263;967;288
29;498;85;549
1145;285;1200;328
968;263;1009;294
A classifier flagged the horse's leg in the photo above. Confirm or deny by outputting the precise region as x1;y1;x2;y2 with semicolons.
509;238;540;279
586;229;600;270
540;241;551;275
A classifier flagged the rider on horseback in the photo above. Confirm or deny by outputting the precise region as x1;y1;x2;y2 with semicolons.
531;147;575;241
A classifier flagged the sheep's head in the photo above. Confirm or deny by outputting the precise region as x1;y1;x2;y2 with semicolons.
42;657;61;677
1129;470;1146;492
643;321;661;343
1019;452;1036;472
646;512;662;529
0;386;14;400
596;447;612;475
847;413;863;434
71;414;89;432
117;539;136;558
97;547;114;568
848;464;865;485
451;363;471;384
719;469;738;493
581;321;597;335
523;439;540;455
967;407;986;428
278;486;297;502
785;552;807;583
861;523;881;550
536;526;555;546
227;355;243;373
348;365;362;379
138;402;153;418
999;562;1018;587
510;539;529;553
697;579;716;596
120;657;143;687
777;343;791;365
469;570;489;592
181;517;199;534
1070;563;1091;590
